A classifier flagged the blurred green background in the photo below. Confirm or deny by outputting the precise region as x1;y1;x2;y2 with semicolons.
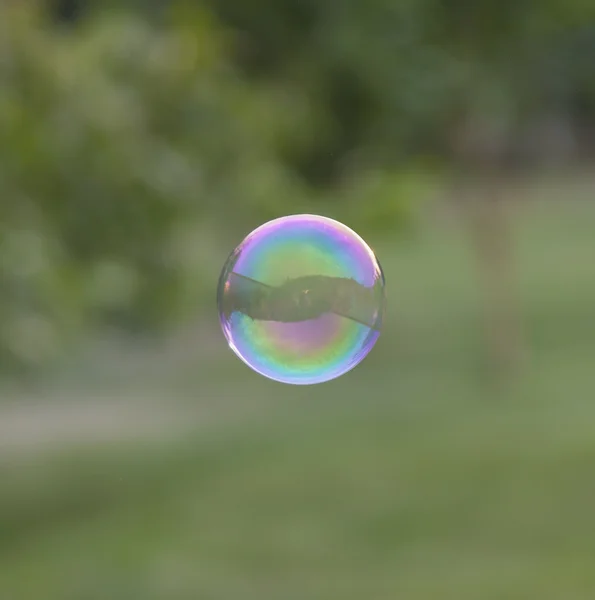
2;1;595;598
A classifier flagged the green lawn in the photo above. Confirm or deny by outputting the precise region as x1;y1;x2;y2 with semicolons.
1;191;595;599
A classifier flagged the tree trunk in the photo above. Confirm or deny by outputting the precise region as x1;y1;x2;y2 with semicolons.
450;110;526;383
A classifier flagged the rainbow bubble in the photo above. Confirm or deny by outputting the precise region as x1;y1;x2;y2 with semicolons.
217;214;385;385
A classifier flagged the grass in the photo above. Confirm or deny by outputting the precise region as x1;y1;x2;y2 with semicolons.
1;188;595;599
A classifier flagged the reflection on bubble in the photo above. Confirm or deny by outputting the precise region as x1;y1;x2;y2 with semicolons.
217;214;386;385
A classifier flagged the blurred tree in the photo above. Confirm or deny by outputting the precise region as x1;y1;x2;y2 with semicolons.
4;0;595;375
437;0;595;380
51;0;83;24
0;3;308;371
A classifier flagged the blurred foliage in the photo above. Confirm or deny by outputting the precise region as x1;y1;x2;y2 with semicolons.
1;0;595;371
0;4;309;370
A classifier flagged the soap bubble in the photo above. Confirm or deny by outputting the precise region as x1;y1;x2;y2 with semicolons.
217;214;385;385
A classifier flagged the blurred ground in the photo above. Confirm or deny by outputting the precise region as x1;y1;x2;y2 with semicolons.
1;174;595;599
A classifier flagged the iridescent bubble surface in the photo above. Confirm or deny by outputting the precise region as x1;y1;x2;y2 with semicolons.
217;214;385;385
